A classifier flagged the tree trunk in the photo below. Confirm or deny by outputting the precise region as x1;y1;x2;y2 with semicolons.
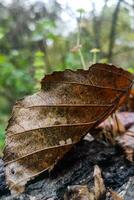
92;0;109;51
38;39;51;73
108;0;123;62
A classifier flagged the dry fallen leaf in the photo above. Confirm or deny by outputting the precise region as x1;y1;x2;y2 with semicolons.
92;112;134;145
111;113;126;135
64;165;124;200
71;45;82;53
64;165;105;200
116;127;134;162
64;185;94;200
3;63;133;194
99;112;134;131
96;113;126;144
128;88;134;111
109;189;124;200
93;165;106;199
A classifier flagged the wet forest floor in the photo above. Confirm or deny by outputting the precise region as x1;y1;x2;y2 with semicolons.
0;112;134;200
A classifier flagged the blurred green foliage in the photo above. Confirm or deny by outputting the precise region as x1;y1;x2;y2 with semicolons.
0;0;134;153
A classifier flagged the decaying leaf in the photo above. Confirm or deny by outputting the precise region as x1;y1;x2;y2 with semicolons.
109;189;124;200
128;88;134;111
92;112;134;145
111;113;126;134
64;165;105;200
3;63;133;194
93;165;106;199
99;112;134;131
64;185;94;200
64;165;123;200
116;126;134;162
99;113;126;144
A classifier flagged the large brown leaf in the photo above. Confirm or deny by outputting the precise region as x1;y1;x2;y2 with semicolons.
3;63;133;194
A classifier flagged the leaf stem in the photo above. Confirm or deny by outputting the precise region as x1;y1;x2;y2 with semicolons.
76;14;86;70
78;49;86;70
93;52;97;64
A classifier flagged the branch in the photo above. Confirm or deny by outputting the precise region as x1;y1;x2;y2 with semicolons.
122;0;133;7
